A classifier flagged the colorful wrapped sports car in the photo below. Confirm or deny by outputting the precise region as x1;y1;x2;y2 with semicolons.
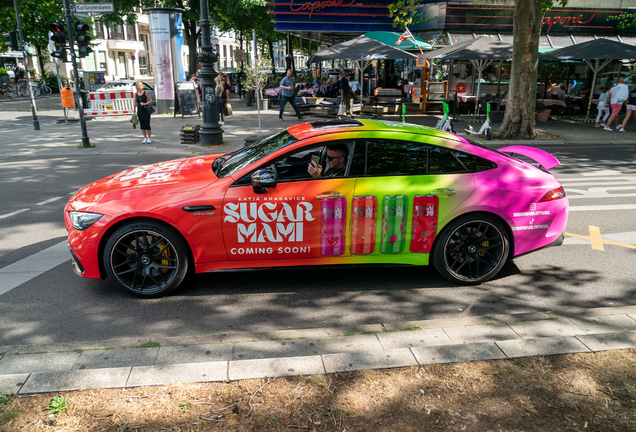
64;120;568;297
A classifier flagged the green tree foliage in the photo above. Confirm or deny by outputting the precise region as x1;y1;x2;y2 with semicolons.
607;12;636;29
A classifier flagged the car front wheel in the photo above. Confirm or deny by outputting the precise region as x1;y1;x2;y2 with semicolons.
432;214;509;284
103;220;190;297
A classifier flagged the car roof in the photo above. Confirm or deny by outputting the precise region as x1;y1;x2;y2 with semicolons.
286;119;465;145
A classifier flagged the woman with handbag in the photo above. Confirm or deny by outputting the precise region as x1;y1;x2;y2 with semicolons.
215;76;225;125
134;81;154;143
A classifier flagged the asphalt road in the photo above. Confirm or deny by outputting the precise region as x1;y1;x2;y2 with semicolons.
0;146;635;347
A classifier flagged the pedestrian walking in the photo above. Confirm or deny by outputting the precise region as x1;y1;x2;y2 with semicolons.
215;76;225;125
604;78;629;131
340;70;356;117
134;81;153;143
278;69;305;122
594;85;610;128
189;72;201;103
619;89;636;133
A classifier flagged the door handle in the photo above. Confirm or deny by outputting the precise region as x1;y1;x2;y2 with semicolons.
315;192;343;200
431;189;456;196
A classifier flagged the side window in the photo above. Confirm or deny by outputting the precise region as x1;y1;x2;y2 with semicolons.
274;146;324;181
455;152;496;172
429;146;468;174
357;139;428;176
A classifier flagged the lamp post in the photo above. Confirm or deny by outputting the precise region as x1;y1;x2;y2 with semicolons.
198;0;223;146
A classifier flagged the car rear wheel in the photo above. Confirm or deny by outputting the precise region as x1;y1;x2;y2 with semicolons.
103;221;189;297
431;214;509;284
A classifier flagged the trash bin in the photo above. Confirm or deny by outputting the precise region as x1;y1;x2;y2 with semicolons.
60;87;75;108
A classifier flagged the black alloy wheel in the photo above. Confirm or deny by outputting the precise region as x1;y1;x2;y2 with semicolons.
104;221;189;297
432;214;509;284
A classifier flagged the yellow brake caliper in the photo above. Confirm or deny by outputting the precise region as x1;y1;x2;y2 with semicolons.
158;242;172;273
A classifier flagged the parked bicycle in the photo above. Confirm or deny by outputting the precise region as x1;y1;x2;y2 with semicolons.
0;83;15;99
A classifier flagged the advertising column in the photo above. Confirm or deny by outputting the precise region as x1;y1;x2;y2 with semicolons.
146;7;184;114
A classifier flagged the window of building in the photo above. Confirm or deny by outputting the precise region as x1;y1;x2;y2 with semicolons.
139;55;148;75
140;34;149;51
94;20;105;39
110;25;124;40
126;25;136;41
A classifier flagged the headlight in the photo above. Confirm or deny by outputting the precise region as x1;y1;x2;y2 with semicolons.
70;211;104;230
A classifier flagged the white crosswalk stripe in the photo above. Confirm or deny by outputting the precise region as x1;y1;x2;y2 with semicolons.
558;170;636;211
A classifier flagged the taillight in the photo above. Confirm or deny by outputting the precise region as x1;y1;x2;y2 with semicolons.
538;186;566;202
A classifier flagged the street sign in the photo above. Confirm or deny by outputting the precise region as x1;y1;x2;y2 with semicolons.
72;2;114;13
234;49;244;61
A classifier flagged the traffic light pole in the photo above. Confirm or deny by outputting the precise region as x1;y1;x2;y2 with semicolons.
62;0;90;147
12;0;39;130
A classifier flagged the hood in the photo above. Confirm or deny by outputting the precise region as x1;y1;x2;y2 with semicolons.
70;155;222;204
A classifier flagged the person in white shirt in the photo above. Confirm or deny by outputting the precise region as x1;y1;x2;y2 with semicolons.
595;86;611;128
604;78;629;131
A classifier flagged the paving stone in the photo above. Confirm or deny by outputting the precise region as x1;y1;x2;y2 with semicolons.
0;374;28;394
233;340;308;360
377;328;453;349
569;316;636;334
74;348;158;370
496;336;590;358
155;344;233;365
229;356;324;381
0;352;80;375
508;319;583;339
443;323;520;344
19;368;130;393
411;342;507;365
576;331;636;351
308;334;381;355
127;362;227;387
0;345;31;357
322;348;417;373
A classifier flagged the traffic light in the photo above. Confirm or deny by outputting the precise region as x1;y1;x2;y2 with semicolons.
48;22;69;62
2;30;19;52
74;21;92;58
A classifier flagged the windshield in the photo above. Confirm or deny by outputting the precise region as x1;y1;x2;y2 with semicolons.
214;129;298;178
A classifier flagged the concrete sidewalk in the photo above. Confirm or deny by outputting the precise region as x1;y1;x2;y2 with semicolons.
2;305;636;394
1;95;634;159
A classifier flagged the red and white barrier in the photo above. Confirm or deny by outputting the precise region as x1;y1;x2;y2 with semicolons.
84;91;135;117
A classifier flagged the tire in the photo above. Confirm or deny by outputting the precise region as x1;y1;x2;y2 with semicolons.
42;85;52;95
103;220;190;297
431;214;509;284
484;128;492;140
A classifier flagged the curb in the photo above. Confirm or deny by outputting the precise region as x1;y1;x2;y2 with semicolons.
2;305;636;394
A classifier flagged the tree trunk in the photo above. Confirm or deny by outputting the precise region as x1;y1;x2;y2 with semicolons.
268;38;275;74
185;20;198;76
498;0;545;139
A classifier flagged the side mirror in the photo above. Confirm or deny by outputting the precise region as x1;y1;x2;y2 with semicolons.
251;168;277;194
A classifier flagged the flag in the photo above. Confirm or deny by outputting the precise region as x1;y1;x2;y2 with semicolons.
396;28;416;46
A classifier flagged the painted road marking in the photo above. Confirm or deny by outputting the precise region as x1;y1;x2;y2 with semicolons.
564;227;636;251
0;241;69;296
588;226;604;251
36;196;63;206
569;204;636;211
0;208;30;219
581;170;623;176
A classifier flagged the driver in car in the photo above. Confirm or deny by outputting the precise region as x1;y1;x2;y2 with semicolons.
308;144;348;178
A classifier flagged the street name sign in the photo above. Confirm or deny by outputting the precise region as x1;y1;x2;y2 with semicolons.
72;3;114;13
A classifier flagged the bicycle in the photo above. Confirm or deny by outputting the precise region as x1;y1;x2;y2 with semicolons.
40;81;52;95
0;83;15;99
30;81;40;97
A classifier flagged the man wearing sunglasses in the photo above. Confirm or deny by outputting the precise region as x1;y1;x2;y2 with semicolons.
308;144;348;178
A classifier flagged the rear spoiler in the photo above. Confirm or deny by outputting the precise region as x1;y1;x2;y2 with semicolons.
498;145;560;170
